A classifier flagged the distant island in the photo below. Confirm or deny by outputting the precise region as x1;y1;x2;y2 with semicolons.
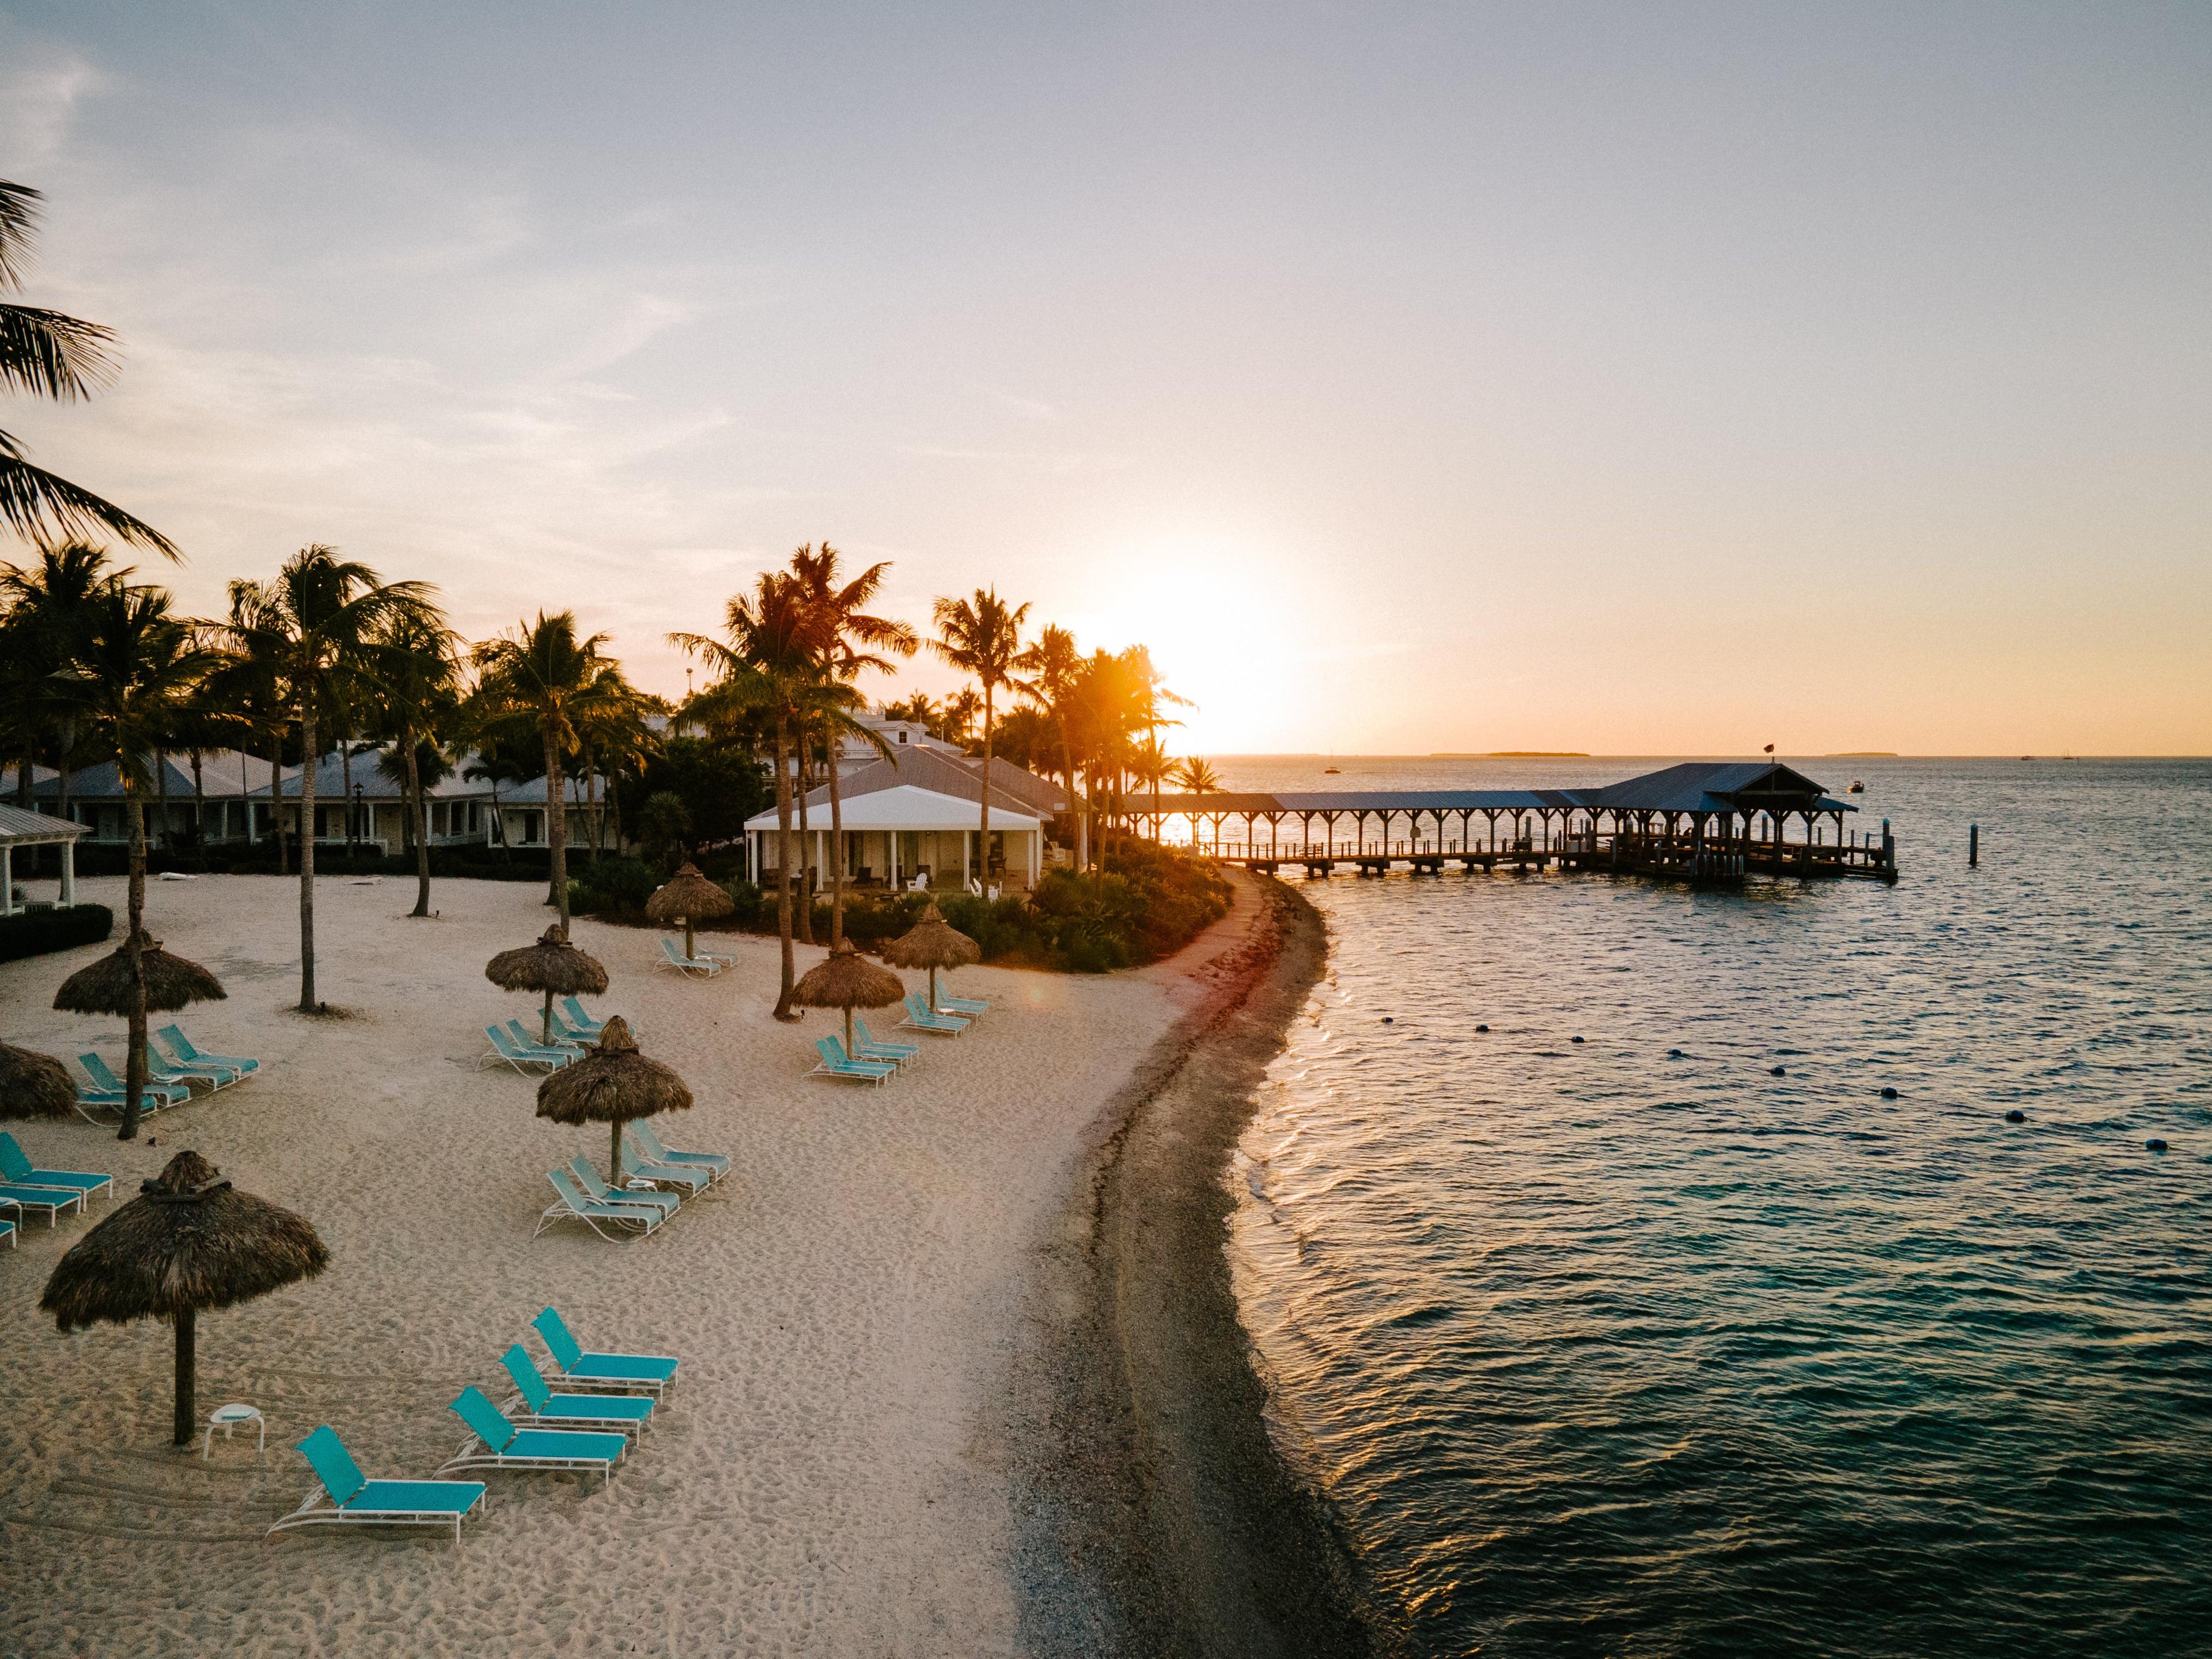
1433;751;1591;759
1827;751;1899;757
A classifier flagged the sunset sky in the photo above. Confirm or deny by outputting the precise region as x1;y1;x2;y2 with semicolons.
3;3;2206;755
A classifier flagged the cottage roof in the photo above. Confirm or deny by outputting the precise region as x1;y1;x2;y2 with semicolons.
0;804;86;846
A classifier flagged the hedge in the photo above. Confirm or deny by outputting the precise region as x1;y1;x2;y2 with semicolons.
0;903;115;962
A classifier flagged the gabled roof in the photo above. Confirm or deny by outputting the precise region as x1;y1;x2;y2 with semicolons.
747;783;1041;834
1135;763;1854;820
790;746;1064;819
1575;762;1854;815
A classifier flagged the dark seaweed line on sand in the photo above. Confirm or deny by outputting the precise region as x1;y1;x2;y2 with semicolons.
1005;870;1393;1659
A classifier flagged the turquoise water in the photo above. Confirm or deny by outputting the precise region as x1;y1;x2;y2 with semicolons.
1217;758;2211;1657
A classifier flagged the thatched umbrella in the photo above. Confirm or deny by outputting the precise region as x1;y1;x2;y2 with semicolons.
0;1042;77;1120
40;1150;329;1446
54;932;225;1132
880;903;980;1014
486;923;609;1045
793;938;905;1056
535;1016;692;1184
644;863;736;963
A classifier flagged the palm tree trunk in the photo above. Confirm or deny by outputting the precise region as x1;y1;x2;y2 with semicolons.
154;747;169;859
794;718;813;946
546;735;568;929
120;789;147;1141
978;685;993;891
772;715;798;1020
828;729;847;946
406;736;432;917
298;700;318;1011
191;749;206;871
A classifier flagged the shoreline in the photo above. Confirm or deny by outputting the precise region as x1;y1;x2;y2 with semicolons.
1004;866;1382;1657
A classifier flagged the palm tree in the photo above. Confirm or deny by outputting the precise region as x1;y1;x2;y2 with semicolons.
206;580;294;871
226;546;440;1012
1016;623;1085;860
469;611;623;934
675;572;824;1019
0;181;176;558
1;543;118;821
790;544;915;945
938;688;982;748
50;579;216;1138
1128;733;1175;839
931;588;1030;891
365;611;461;918
1171;755;1219;849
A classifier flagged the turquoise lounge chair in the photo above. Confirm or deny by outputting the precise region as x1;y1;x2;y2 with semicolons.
630;1120;728;1184
619;1129;711;1195
0;1132;112;1205
146;1046;236;1092
439;1386;628;1488
559;996;607;1039
536;1166;664;1241
0;1178;82;1226
499;1344;654;1436
568;1156;680;1220
158;1025;259;1076
657;938;723;978
266;1426;487;1544
532;1306;679;1399
811;1035;895;1086
899;994;968;1037
482;1025;574;1074
77;1053;191;1108
935;990;990;1018
851;1017;919;1068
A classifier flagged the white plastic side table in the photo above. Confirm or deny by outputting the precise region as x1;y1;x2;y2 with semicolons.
203;1403;266;1460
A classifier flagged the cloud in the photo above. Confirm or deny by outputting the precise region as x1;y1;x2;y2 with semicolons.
0;41;107;166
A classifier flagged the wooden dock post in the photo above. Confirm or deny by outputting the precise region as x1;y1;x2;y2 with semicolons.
1969;823;1979;867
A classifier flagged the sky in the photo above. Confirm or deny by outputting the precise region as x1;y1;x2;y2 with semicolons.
2;1;2207;756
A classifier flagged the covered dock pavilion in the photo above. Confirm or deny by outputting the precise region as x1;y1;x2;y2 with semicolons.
1124;762;1893;882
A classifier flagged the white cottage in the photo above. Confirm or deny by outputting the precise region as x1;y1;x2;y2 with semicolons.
744;747;1067;894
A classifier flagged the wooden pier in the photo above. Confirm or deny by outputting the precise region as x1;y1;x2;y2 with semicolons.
1120;762;1898;884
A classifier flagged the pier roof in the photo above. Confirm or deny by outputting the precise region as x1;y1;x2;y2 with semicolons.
1137;763;1853;819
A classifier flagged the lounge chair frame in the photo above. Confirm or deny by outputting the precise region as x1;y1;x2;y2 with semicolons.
437;1387;627;1489
267;1427;487;1546
532;1306;679;1400
657;938;724;978
536;1167;663;1242
0;1133;114;1206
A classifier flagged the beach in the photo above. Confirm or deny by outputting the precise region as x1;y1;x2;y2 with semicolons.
0;865;1330;1657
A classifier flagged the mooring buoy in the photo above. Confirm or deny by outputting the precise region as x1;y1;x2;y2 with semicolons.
1668;1048;1683;1058
1771;1066;1786;1077
1475;1024;1490;1033
1880;1086;1899;1099
1381;1017;1393;1024
2005;1110;2026;1123
2146;1138;2169;1152
1571;1036;1585;1044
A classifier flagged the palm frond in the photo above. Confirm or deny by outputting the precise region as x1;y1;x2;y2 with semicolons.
0;181;41;290
0;435;180;558
0;304;118;400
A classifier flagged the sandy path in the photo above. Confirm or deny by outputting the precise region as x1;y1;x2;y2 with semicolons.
0;872;1241;1658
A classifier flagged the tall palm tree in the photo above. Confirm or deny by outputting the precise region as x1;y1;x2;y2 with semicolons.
226;546;440;1011
790;544;915;945
1171;755;1219;847
1129;733;1175;838
1;543;119;819
50;579;216;1138
931;588;1029;891
206;580;294;870
1017;623;1084;861
675;571;824;1019
0;181;176;558
365;611;461;918
469;611;623;934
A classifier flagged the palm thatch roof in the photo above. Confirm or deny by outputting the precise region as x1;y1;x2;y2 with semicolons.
484;925;609;997
793;939;904;1012
644;864;735;925
52;932;226;1016
535;1017;692;1128
40;1150;329;1330
0;1042;77;1120
880;904;982;973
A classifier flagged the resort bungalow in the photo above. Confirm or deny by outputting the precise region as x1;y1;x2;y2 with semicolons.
745;747;1068;894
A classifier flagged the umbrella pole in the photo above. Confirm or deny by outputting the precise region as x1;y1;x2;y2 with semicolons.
544;989;555;1046
686;916;696;961
844;1006;855;1055
930;965;939;1013
611;1119;625;1186
173;1307;195;1448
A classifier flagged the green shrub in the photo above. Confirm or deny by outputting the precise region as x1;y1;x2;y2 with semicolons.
0;903;114;962
569;855;659;916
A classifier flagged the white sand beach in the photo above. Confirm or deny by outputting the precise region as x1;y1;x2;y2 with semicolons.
0;872;1255;1657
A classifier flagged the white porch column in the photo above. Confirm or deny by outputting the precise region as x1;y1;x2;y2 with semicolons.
60;836;76;905
1;843;13;915
963;830;973;887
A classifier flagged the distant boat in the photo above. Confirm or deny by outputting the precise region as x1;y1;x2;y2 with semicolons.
1324;767;1340;775
1848;781;1865;794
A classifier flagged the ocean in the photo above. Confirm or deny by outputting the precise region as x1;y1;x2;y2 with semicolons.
1208;757;2210;1657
